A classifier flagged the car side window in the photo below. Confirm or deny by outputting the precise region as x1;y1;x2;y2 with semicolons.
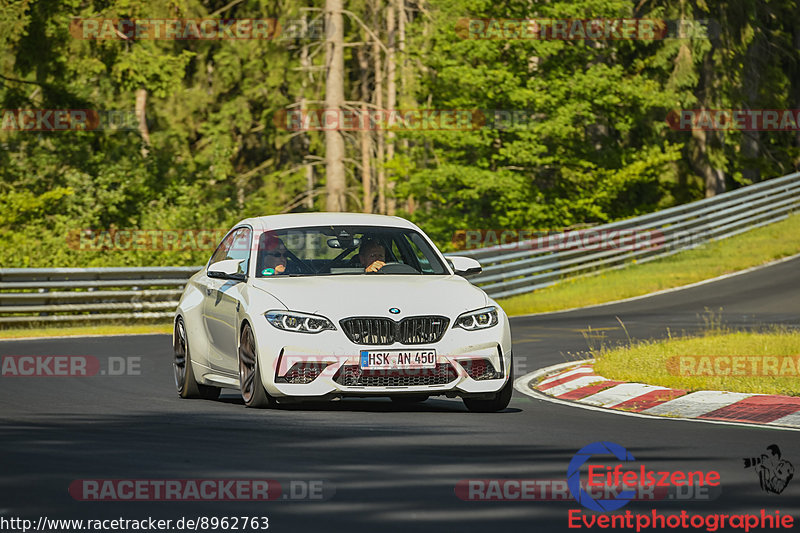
209;227;252;275
209;232;235;266
228;228;252;274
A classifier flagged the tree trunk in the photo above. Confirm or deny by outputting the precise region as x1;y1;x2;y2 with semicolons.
741;28;762;184
357;46;373;213
372;0;386;214
692;128;726;197
135;88;150;159
385;0;397;215
793;20;800;169
324;0;346;212
301;31;314;209
398;0;413;213
695;49;726;197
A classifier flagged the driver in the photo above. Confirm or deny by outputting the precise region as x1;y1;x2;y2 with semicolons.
259;233;288;276
358;238;386;272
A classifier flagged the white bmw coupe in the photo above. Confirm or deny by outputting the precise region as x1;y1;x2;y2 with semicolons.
173;213;513;412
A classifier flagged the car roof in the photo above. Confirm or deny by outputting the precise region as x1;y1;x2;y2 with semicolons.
233;212;419;232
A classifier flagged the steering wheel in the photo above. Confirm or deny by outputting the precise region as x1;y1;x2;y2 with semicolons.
371;262;420;274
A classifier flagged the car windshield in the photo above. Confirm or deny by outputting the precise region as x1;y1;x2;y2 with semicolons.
255;226;448;278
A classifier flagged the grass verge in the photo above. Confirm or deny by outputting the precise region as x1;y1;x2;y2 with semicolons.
497;212;800;316
593;328;800;396
0;322;172;340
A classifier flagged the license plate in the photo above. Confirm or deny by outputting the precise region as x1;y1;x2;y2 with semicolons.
360;350;436;370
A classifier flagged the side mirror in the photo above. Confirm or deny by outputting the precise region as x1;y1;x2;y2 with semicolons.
448;256;482;277
208;259;246;281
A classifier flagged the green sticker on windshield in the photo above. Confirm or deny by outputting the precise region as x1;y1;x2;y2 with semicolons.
262;268;275;276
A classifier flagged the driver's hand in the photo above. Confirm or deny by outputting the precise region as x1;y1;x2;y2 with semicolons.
275;264;286;274
366;260;385;272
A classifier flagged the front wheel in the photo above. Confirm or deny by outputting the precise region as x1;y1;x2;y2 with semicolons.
238;323;273;408
174;317;221;400
463;371;513;413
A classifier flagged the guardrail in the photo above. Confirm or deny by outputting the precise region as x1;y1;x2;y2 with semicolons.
459;171;800;298
1;172;799;323
0;267;198;324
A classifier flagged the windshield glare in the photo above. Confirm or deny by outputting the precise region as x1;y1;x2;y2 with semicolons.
254;226;448;278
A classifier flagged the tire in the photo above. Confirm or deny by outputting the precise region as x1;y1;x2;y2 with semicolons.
463;371;513;413
174;316;221;400
390;394;429;404
238;322;272;408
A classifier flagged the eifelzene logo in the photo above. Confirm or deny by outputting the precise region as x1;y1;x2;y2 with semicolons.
567;441;721;512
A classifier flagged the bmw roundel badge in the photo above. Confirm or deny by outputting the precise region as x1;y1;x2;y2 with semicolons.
389;307;401;314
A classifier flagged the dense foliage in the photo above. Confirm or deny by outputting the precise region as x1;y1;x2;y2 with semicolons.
1;0;799;266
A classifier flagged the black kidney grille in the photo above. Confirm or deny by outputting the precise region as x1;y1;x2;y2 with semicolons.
340;317;395;345
397;316;449;344
340;316;449;345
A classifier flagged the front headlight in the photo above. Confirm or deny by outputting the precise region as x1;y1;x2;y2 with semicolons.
265;311;336;333
453;306;499;330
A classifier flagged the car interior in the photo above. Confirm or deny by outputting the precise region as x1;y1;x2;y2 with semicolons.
254;228;437;277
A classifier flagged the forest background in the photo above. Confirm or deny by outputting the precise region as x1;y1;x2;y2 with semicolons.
1;0;798;267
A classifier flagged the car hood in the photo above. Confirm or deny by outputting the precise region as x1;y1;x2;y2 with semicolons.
250;275;489;319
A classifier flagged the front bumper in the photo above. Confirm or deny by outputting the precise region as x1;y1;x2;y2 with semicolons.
253;325;512;398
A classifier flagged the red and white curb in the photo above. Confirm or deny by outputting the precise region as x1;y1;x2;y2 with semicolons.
514;360;800;432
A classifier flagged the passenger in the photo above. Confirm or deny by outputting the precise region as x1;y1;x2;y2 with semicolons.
259;233;288;276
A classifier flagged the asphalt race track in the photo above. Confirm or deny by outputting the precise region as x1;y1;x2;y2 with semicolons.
1;256;799;533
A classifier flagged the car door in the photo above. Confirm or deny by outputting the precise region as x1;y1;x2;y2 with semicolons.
203;226;252;376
